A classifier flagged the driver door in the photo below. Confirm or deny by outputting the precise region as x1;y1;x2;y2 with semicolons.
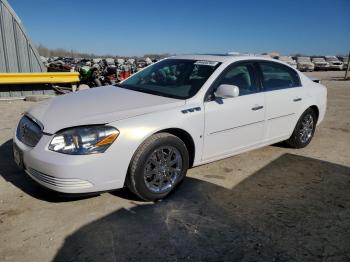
202;62;265;161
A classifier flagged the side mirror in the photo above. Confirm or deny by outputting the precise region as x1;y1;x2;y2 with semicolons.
215;84;239;98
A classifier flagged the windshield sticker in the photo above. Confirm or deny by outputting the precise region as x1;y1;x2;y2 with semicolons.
194;61;219;66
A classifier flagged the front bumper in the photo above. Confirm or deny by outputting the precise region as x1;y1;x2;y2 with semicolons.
297;64;314;71
13;133;129;194
314;64;329;70
329;64;343;70
25;167;94;191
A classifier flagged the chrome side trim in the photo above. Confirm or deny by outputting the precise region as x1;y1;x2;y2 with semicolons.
267;113;295;121
209;120;264;135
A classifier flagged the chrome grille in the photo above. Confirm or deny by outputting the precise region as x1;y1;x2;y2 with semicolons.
16;115;43;147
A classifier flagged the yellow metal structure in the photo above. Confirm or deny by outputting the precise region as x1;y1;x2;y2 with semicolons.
0;72;80;84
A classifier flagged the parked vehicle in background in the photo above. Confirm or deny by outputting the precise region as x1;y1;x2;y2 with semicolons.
137;59;147;68
40;56;49;65
79;65;102;87
118;63;132;80
13;55;327;201
278;56;297;68
47;60;73;72
296;56;314;72
338;56;348;70
145;57;153;65
312;57;330;71
116;58;125;65
92;58;102;64
104;58;115;66
100;65;118;85
325;56;343;70
257;54;272;59
43;55;155;89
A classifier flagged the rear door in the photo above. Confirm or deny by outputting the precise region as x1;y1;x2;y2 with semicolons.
257;61;304;141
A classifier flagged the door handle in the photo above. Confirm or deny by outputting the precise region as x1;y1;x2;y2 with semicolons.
293;98;302;102
251;105;264;111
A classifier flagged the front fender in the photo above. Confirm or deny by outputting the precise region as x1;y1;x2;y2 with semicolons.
106;105;204;183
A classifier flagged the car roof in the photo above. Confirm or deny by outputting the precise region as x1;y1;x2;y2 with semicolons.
168;54;279;63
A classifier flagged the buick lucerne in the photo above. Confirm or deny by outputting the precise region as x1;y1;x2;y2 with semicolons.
13;55;327;200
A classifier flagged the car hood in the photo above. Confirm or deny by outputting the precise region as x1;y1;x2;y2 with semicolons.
27;86;185;133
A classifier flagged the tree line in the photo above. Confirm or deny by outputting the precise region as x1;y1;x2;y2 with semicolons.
36;44;171;59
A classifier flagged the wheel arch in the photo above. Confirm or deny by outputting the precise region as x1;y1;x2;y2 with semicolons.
309;105;319;122
154;128;196;168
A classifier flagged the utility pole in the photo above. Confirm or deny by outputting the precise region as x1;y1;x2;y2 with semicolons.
345;51;350;80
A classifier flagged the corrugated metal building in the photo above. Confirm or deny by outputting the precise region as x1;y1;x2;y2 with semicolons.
0;0;53;98
0;0;45;73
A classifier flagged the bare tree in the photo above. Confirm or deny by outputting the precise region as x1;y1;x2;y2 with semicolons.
35;44;171;59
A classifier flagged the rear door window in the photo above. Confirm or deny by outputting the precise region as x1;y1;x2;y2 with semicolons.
259;62;301;91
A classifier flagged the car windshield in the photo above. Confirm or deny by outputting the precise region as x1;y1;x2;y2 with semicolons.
119;59;221;99
313;58;325;62
280;56;293;62
326;57;338;61
298;57;311;62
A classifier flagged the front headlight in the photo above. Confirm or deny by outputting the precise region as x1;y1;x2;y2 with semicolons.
49;126;119;155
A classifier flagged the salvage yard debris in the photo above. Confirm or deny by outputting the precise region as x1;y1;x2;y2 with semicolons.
44;56;156;88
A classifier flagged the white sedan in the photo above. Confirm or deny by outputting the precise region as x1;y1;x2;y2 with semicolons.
13;55;327;200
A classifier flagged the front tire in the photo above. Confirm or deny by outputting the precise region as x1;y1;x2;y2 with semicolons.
286;108;317;148
126;133;189;201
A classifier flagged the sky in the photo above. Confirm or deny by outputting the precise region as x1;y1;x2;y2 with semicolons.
7;0;350;56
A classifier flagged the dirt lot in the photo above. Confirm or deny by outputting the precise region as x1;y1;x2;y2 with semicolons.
0;71;349;262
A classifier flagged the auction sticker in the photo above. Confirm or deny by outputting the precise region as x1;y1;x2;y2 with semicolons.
194;61;219;66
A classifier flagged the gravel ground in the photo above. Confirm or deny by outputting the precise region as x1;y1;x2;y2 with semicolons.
0;71;349;262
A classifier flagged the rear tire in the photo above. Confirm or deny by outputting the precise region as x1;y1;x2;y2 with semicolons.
126;133;189;201
286;108;317;148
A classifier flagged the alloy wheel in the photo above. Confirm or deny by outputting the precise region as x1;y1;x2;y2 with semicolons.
299;114;314;144
143;146;183;193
